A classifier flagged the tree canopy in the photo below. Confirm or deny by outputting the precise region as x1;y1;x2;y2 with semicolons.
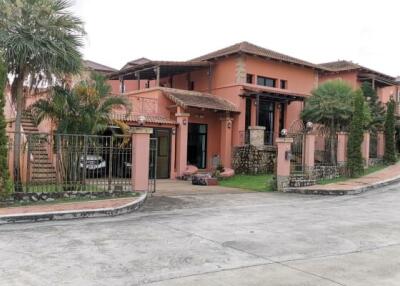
301;80;354;131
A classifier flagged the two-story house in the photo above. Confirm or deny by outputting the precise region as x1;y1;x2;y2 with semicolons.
107;41;398;179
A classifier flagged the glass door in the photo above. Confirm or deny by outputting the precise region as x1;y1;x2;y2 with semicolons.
258;99;275;145
187;123;207;169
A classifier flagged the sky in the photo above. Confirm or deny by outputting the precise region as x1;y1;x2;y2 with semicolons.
71;0;400;77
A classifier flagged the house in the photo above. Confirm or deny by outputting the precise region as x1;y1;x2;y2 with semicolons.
107;41;400;179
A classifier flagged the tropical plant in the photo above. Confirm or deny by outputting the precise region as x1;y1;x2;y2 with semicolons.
32;73;130;190
0;0;85;190
32;73;130;135
347;90;365;177
384;99;396;164
0;57;12;197
361;82;385;131
301;80;354;163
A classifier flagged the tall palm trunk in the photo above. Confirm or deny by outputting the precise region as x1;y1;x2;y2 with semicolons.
12;73;25;192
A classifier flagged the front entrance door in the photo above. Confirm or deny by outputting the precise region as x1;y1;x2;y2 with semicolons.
151;128;171;179
188;123;207;169
258;99;275;145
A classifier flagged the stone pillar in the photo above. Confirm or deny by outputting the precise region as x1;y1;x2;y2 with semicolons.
220;117;233;168
175;112;190;177
275;137;293;191
249;126;265;147
304;133;315;170
337;132;348;164
131;127;153;192
377;131;385;159
361;131;370;167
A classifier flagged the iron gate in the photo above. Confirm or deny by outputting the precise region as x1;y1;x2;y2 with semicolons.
7;132;157;193
287;120;306;173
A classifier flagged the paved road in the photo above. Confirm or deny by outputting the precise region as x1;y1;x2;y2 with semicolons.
1;184;400;286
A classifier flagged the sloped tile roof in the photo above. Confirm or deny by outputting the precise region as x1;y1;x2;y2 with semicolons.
319;60;395;80
160;87;239;112
83;60;117;73
192;41;320;69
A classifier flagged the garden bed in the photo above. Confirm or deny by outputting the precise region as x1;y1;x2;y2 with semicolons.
219;174;273;191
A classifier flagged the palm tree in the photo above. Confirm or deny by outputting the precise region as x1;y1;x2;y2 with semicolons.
32;73;130;135
0;0;85;190
301;80;354;164
32;73;130;190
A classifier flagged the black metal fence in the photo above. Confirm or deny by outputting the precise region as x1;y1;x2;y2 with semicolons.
6;132;157;194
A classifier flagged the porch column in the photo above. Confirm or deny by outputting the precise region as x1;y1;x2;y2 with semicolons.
175;112;190;177
377;131;385;159
250;98;257;127
220;116;233;168
276;137;293;191
337;132;348;164
248;126;265;146
304;133;315;170
170;127;176;178
131;127;153;192
361;131;370;167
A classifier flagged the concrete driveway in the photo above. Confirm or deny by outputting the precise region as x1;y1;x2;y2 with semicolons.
1;182;400;285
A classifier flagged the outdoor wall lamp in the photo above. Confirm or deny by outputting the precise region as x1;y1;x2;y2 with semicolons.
280;128;288;138
172;128;176;135
182;119;187;125
138;115;146;126
227;120;232;129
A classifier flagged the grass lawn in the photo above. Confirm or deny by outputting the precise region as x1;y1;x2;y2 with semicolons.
317;164;388;185
219;174;273;191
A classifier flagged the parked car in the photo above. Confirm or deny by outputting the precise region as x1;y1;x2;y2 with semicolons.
80;155;106;177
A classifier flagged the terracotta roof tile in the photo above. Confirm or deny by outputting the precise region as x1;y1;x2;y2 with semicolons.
83;60;117;73
160;87;239;112
192;41;320;69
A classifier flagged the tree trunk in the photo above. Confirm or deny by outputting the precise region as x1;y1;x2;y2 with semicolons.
330;119;335;164
12;75;25;192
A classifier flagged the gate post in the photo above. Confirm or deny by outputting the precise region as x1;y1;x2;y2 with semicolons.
275;137;293;191
304;133;315;171
337;132;348;164
131;127;153;192
361;131;370;167
377;131;385;159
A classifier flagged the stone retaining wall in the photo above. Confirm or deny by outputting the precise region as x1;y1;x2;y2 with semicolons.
3;190;134;205
232;145;276;174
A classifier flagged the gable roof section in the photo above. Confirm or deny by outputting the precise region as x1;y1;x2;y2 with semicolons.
121;57;151;70
319;60;395;81
83;60;117;73
161;87;239;112
192;41;320;70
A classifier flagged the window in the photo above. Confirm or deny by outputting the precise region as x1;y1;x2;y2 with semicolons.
119;80;125;93
246;74;254;84
280;80;287;89
189;81;195;91
257;76;276;88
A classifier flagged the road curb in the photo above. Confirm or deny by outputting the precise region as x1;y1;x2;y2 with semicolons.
0;192;148;224
283;175;400;196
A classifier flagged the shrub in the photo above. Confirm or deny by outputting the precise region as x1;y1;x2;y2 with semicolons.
347;90;364;177
384;99;396;164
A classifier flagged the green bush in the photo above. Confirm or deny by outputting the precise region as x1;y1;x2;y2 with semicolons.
347;90;364;177
384;99;397;164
